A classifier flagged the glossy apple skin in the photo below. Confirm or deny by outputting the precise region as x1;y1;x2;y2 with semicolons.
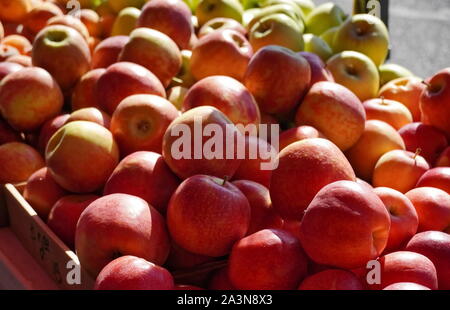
110;7;140;37
71;69;106;111
104;151;180;214
406;231;450;290
162;106;243;180
0;61;23;81
38;114;70;154
436;147;450;167
420;68;450;139
45;121;120;193
398;122;448;165
298;52;334;85
191;29;252;82
92;36;129;69
32;25;91;93
94;256;174;290
167;175;250;257
279;125;324;151
299;181;391;269
110;94;179;155
244;45;310;116
195;0;244;26
137;0;193;50
46;15;90;41
0;67;63;132
371;251;438;290
296;81;366;151
378;77;425;122
298;269;364;290
95;62;166;115
416;167;450;194
66;107;111;129
47;194;99;249
1;35;32;55
346;120;405;181
372;150;430;194
374;187;418;253
80;9;102;38
183;75;260;128
119;27;182;88
270;138;356;220
0;0;31;24
23;167;68;221
405;187;450;233
383;282;431;290
228;229;309;290
76;194;170;278
0;142;45;184
24;2;63;34
198;17;246;38
363;98;413;130
5;54;31;67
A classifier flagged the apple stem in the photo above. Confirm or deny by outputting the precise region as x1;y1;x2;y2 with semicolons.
222;176;229;186
414;148;422;160
380;96;386;105
422;81;431;89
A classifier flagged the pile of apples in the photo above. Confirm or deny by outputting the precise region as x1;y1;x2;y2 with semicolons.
0;0;449;291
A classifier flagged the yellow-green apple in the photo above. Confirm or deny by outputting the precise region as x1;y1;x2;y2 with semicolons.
346;120;405;181
47;194;99;249
333;14;389;67
119;27;182;87
168;86;188;110
162;106;243;179
373;150;429;194
92;35;129;69
406;231;450;290
0;0;31;23
80;9;102;38
96;1;116;37
302;33;332;61
0;67;63;132
383;282;431;290
398;122;448;165
37;114;70;154
378;77;425;122
66;107;111;129
436;148;450;167
0;61;23;81
279;125;324;151
104;151;180;214
228;229;308;290
32;25;91;93
298;269;364;290
246;3;304;32
137;0;193;50
370;251;438;290
0;142;44;183
71;69;105;111
198;17;246;38
76;193;170;277
184;0;201;11
270;138;356;220
95;62;166;114
326;51;380;101
107;0;146;13
298;52;334;85
243;8;260;28
249;13;304;53
110;94;179;155
190;29;252;82
363;98;412;130
244;45;310;116
171;49;196;88
299;180;390;269
23;1;63;34
167;174;250;256
94;255;174;290
416;168;450;194
182;75;260;127
45;121;119;193
405;187;450;233
295;81;366;151
23;167;67;220
420;68;450;139
261;0;315;17
305;2;346;36
195;0;244;26
379;63;414;86
46;15;90;41
319;25;338;49
111;7;140;36
0;116;21;144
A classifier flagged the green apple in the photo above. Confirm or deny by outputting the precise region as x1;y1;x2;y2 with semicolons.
240;0;261;9
111;7;141;36
243;8;261;28
319;25;339;50
247;3;304;32
261;0;315;17
195;0;244;26
249;13;304;52
172;50;196;88
303;34;332;61
326;51;380;101
305;2;347;36
168;86;189;110
333;14;389;67
184;0;201;12
378;63;414;86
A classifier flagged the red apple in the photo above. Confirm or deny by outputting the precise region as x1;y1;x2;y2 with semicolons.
0;142;44;184
23;1;63;34
363;98;412;130
299;180;391;269
279;125;324;151
71;68;106;111
270;138;356;220
95;62;166;114
298;269;364;290
436;147;450;167
46;15;90;41
198;17;246;38
416;167;450;194
80;9;102;38
5;54;31;67
0;61;23;81
298;51;334;85
167;174;250;257
66;107;111;129
47;194;99;249
37;113;70;154
92;35;129;69
76;194;170;277
165;241;214;271
244;45;310;116
228;229;309;290
94;256;174;290
110;94;180;155
104;151;180;214
0;67;63;132
383;282;431;290
208;267;236;290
